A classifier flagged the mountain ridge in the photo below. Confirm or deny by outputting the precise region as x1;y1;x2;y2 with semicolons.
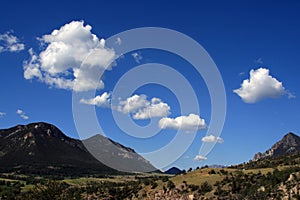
0;122;157;175
253;132;300;161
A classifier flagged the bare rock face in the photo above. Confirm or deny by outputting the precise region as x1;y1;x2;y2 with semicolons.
277;172;300;200
253;132;300;161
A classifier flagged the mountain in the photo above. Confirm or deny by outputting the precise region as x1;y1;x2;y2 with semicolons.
83;134;157;173
253;132;300;161
0;122;156;175
164;167;182;175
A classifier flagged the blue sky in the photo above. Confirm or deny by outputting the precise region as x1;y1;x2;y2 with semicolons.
0;0;300;171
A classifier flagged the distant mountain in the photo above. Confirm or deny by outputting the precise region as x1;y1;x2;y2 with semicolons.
164;167;182;175
0;122;156;175
208;164;226;169
253;132;300;161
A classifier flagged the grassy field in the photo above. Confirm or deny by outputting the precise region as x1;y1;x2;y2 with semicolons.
171;168;234;185
63;175;137;185
171;166;284;186
243;167;274;174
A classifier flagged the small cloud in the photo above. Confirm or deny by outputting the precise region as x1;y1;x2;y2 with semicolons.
16;109;29;120
234;68;287;103
0;112;6;118
80;92;111;107
0;31;25;53
131;52;142;63
201;135;224;143
116;94;170;120
194;155;207;161
116;37;122;45
158;113;206;131
254;57;263;65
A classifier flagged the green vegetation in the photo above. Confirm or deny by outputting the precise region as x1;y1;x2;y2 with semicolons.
1;154;300;199
212;166;300;199
232;152;300;170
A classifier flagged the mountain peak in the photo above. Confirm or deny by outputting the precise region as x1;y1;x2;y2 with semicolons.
0;122;70;141
0;122;116;175
83;134;157;173
253;132;300;161
272;132;300;150
282;132;299;140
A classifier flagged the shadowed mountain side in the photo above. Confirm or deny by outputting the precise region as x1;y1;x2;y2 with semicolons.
0;122;157;175
83;134;157;173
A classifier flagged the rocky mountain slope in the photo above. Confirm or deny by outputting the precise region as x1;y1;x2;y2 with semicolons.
83;134;157;173
253;132;300;161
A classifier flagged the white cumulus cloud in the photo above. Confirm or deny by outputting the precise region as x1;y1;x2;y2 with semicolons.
23;20;116;92
0;31;25;53
234;68;288;103
201;135;224;143
16;109;29;120
158;113;206;131
80;92;111;107
117;94;170;120
194;155;207;161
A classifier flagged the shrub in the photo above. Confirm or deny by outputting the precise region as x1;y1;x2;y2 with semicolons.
199;181;212;194
167;181;175;189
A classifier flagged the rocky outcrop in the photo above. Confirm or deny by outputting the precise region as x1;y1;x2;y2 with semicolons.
253;132;300;161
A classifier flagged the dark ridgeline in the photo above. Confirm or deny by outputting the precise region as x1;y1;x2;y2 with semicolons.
0;122;157;176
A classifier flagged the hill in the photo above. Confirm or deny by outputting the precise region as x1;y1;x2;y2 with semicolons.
0;122;156;175
164;167;182;175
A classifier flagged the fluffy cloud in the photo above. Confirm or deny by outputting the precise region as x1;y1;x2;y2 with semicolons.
201;135;224;143
234;68;287;103
16;109;29;120
194;155;207;161
131;52;142;63
0;112;6;118
23;21;116;92
0;31;24;53
158;113;206;131
117;94;170;120
80;92;111;107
